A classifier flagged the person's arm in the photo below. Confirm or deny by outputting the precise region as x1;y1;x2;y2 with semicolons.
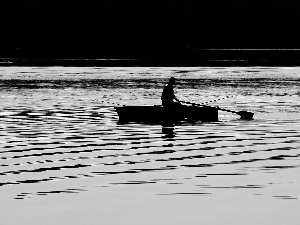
171;88;180;102
174;94;180;102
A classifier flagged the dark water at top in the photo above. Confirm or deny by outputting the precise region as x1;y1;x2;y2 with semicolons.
0;67;300;225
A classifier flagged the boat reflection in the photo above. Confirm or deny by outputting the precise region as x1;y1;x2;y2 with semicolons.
161;125;175;138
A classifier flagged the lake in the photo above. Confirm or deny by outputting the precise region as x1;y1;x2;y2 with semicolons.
1;66;300;225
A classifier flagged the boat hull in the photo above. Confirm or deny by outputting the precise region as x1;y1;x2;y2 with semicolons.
115;105;218;123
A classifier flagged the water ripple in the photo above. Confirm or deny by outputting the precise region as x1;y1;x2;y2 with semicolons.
0;66;300;202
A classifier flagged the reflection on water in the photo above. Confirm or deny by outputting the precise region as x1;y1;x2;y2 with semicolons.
162;126;176;139
0;67;300;223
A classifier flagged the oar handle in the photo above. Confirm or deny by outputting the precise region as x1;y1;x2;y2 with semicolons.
180;100;207;107
181;100;237;112
180;100;201;106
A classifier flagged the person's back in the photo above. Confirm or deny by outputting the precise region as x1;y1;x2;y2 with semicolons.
161;84;175;107
161;77;178;107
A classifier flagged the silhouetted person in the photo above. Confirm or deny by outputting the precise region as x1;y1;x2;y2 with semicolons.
161;77;180;107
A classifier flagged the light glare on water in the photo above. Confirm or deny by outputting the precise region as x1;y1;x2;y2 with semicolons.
0;67;300;225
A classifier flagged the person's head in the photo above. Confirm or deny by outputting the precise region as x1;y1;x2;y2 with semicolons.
168;77;175;85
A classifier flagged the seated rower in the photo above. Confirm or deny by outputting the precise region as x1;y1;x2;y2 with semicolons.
161;77;181;108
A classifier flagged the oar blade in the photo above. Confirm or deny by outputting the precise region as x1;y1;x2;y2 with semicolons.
238;111;254;120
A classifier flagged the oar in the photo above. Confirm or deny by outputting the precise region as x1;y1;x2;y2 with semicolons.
201;95;235;105
180;101;254;120
98;100;125;107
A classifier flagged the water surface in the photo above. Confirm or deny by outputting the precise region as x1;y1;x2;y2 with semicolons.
1;67;300;225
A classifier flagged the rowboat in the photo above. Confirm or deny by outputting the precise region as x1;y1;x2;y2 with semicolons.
115;105;218;124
